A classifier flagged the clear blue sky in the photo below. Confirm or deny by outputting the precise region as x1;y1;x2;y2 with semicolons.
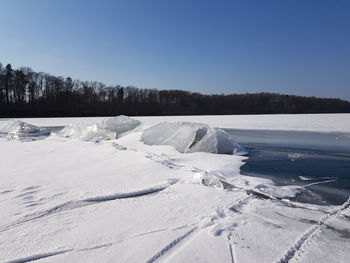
1;0;349;100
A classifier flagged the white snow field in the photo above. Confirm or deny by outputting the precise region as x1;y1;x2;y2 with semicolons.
0;115;349;263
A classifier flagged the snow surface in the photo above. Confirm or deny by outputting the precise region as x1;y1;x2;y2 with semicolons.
0;115;349;263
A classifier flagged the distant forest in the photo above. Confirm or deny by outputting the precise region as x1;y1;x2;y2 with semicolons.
1;62;350;117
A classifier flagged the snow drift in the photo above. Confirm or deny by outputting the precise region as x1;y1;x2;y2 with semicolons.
59;115;141;140
141;122;247;155
0;120;50;138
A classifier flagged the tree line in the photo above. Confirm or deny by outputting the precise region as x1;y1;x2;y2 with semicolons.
1;62;349;117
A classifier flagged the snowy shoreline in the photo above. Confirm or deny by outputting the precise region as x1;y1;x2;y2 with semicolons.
0;115;349;263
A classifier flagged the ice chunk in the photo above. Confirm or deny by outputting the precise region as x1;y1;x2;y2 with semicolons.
59;123;116;141
0;120;50;138
141;122;247;155
58;116;141;141
101;115;141;134
192;172;224;189
0;120;42;134
112;142;127;150
254;183;300;199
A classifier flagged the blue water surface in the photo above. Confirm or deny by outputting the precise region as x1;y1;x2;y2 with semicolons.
225;129;350;205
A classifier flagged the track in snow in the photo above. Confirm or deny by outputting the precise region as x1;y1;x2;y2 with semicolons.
275;196;350;263
145;195;252;263
227;234;236;263
145;227;199;263
3;249;72;263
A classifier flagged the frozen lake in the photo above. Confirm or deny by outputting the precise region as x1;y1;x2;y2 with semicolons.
1;115;349;263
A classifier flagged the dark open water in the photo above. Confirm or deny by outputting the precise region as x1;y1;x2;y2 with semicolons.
225;129;350;205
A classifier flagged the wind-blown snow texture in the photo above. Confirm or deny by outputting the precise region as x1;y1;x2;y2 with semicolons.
0;115;349;263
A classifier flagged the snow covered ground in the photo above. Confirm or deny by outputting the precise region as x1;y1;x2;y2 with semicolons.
0;115;349;263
